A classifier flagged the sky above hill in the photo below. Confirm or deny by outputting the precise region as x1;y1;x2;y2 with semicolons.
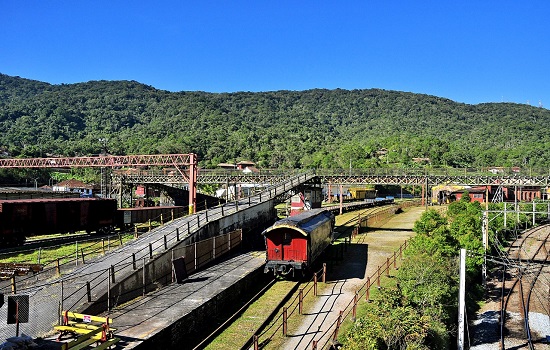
1;1;549;106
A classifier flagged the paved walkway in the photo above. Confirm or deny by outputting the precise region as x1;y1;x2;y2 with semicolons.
282;206;424;350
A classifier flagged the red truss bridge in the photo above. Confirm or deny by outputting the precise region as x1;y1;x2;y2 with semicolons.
0;154;198;213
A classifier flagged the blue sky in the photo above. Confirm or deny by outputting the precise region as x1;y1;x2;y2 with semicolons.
1;1;549;106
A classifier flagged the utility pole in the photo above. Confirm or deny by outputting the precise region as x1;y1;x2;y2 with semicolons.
482;211;488;287
458;248;466;350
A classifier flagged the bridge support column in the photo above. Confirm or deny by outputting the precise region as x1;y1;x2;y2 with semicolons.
421;185;426;206
339;184;343;215
188;153;198;214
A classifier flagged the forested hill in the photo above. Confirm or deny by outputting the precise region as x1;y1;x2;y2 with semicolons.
1;73;550;169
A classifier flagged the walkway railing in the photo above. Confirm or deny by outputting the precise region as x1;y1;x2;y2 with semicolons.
0;172;315;340
247;240;409;350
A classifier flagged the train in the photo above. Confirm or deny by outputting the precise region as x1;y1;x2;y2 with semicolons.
262;208;335;277
329;187;377;202
0;198;185;247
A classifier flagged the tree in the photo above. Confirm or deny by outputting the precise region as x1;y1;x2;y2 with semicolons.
344;287;448;350
413;209;448;236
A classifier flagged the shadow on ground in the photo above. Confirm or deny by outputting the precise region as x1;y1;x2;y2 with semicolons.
324;243;368;282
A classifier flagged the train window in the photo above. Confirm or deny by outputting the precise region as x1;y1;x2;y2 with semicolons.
283;232;292;245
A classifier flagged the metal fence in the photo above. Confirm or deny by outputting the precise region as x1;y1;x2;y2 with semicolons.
0;229;243;341
0;172;314;342
248;240;409;350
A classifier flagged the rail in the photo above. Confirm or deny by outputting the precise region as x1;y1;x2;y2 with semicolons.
0;172;316;340
243;239;409;349
499;225;550;349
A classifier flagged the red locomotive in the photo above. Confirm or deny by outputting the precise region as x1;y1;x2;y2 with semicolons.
263;208;335;277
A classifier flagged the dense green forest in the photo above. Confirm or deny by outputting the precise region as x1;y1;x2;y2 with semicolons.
1;73;550;171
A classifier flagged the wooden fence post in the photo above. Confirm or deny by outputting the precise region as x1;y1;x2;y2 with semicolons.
314;273;318;296
322;263;326;283
366;277;370;301
333;310;343;341
352;291;358;320
299;289;303;314
283;307;288;336
377;266;381;288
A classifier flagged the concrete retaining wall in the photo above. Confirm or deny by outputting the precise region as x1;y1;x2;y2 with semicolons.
132;265;270;349
82;199;276;314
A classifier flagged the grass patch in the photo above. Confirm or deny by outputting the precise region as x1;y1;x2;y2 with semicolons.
337;271;401;340
0;232;136;267
205;280;298;350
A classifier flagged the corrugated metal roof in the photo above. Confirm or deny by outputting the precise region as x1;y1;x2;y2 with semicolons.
55;179;94;189
262;209;332;237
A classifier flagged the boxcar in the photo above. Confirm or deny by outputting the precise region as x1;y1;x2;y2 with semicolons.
263;208;334;277
0;198;117;246
117;206;185;226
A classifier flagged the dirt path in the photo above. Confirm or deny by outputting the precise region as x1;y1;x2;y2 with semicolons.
281;206;424;350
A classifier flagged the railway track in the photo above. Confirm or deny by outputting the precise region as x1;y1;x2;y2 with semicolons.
196;206;381;349
0;231;118;255
0;230;136;284
499;225;550;349
195;277;301;350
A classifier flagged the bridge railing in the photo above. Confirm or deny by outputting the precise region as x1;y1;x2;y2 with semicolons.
121;166;550;182
314;167;550;177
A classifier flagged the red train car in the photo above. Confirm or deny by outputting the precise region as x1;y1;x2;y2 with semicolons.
0;198;117;246
263;209;335;277
117;206;185;226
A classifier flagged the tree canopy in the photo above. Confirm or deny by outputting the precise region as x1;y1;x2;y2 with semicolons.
2;73;550;172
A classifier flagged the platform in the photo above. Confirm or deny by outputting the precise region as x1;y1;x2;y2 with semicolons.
106;251;266;349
